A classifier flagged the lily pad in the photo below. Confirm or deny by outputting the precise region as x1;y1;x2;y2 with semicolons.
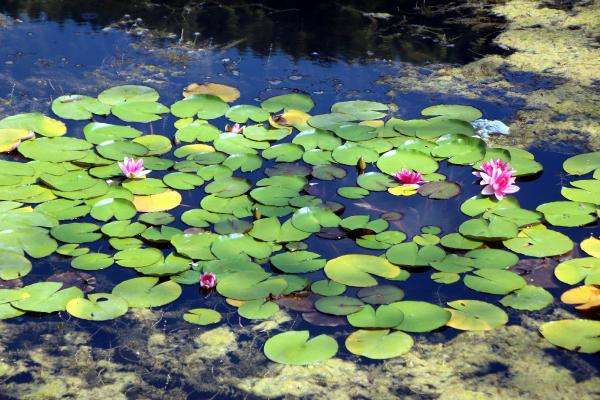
183;308;222;325
390;301;451;332
112;277;181;308
325;254;402;287
445;300;508;331
500;285;553;311
345;329;413;359
503;226;573;257
66;293;128;320
314;295;365;315
51;95;110;120
463;269;526;295
264;331;338;365
539;319;600;353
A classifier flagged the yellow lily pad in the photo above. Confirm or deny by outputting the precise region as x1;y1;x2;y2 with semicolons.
182;83;240;102
133;190;182;212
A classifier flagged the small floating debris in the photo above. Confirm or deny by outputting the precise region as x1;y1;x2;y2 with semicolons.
471;118;510;138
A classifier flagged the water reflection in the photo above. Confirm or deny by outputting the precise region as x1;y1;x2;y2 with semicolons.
1;0;506;64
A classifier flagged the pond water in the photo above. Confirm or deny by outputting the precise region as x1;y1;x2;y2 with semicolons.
0;1;598;399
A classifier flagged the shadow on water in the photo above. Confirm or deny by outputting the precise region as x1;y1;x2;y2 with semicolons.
1;0;508;64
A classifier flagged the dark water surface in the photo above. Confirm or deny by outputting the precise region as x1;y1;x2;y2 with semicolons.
0;1;598;399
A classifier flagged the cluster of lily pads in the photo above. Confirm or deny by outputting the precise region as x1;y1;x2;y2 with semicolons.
0;83;598;364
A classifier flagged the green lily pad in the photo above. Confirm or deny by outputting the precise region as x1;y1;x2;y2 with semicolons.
238;299;280;320
114;247;163;268
66;293;128;320
261;94;315;113
226;105;270;123
390;301;451;332
83;122;141;144
183;308;222;325
112;277;181;308
385;242;445;267
331;100;388;120
356;285;404;305
205;177;251;198
0;113;66;137
13;282;83;313
51;95;110;120
377;149;438;175
217;271;287;300
264;331;338;365
445;300;508;331
431;134;485;164
51;223;101;244
311;280;346;296
503;226;573;257
500;285;553;310
417;181;461;199
347;304;404;328
345;329;413;359
459;218;518;241
98;85;159;105
315;295;365;315
171;94;229;119
90;198;136;221
563;151;600;175
536;201;597;227
337;186;369;199
271;251;325;273
111;101;169;123
19;137;92;162
554;257;600;285
463;269;526;295
539;319;600;353
0;250;31;280
325;254;402;287
421;105;482;122
71;253;114;271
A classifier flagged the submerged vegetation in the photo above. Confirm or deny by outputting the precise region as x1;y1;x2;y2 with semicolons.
0;84;598;368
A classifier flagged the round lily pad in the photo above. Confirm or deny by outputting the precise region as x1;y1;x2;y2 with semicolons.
445;300;508;331
238;299;279;320
539;319;600;353
0;250;31;280
347;304;404;328
500;285;553;311
390;301;451;332
325;254;402;287
264;330;338;365
357;285;404;305
463;269;526;295
183;308;222;325
314;296;365;315
66;293;128;320
345;329;413;359
112;277;181;308
311;280;346;296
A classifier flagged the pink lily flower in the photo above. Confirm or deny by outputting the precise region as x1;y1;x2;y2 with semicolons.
200;272;217;290
393;169;425;188
225;123;244;133
473;159;519;200
118;157;151;179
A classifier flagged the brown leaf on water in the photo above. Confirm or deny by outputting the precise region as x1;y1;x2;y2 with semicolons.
0;278;23;289
47;271;96;293
509;258;558;288
275;294;317;312
302;311;347;327
182;83;240;102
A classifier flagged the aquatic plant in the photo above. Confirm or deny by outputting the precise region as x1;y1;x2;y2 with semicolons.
0;84;598;366
118;157;151;178
473;159;519;200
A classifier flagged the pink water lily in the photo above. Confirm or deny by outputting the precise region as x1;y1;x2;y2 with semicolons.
118;157;151;179
200;272;217;290
226;123;244;133
473;159;519;200
393;169;425;188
